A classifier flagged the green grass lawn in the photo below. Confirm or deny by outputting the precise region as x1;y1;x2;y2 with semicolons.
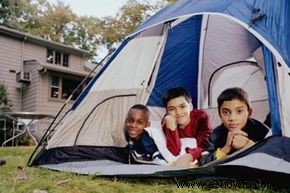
0;146;288;193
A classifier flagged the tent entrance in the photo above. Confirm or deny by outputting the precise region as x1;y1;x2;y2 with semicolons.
147;14;270;128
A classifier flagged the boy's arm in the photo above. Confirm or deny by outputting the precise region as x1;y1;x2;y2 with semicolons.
199;148;227;166
198;127;222;166
162;114;182;156
195;111;212;148
216;137;254;160
186;147;203;160
163;126;181;156
183;111;211;161
199;126;251;166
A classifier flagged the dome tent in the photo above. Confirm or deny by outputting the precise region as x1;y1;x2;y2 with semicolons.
30;0;290;182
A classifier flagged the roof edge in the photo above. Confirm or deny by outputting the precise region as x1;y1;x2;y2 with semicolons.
0;25;89;56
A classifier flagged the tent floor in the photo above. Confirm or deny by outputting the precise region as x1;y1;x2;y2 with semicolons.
40;160;183;176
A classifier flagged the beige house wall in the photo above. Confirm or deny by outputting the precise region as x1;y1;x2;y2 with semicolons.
38;71;75;113
0;27;90;116
0;36;23;111
22;61;39;112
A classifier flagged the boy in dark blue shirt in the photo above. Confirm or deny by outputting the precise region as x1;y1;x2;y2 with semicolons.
125;104;165;164
199;87;269;165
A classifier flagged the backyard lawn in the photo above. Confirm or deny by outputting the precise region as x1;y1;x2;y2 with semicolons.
0;146;288;193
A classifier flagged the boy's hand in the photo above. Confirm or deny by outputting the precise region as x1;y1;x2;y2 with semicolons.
232;134;249;150
174;153;193;168
222;130;248;154
162;114;177;131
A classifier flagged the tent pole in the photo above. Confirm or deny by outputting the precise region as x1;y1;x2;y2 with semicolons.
262;45;281;136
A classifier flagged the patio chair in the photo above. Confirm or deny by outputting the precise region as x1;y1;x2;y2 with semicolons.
11;119;25;146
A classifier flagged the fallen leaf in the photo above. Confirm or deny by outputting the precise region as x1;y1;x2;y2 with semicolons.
33;189;48;193
56;179;70;186
17;164;25;170
16;170;27;181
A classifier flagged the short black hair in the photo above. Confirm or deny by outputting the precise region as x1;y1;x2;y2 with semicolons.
217;87;251;113
129;104;150;116
163;87;192;107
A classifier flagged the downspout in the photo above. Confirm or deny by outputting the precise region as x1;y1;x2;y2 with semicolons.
20;36;27;111
21;36;27;70
38;61;44;113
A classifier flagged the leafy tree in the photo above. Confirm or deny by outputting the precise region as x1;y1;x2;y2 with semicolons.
0;0;10;24
68;16;103;59
0;0;175;60
99;0;159;59
0;0;42;30
17;0;77;43
98;0;175;59
0;0;25;26
0;84;12;112
34;1;76;43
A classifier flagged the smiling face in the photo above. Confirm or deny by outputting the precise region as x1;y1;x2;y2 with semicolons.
219;99;250;131
126;108;150;140
166;96;192;128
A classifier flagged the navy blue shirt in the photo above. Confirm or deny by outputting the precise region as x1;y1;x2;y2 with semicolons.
127;131;163;163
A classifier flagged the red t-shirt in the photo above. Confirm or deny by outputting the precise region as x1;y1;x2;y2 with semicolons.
162;109;212;160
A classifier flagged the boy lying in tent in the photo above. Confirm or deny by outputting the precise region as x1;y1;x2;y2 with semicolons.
125;104;166;165
124;102;207;167
199;87;270;166
124;103;199;166
161;87;212;167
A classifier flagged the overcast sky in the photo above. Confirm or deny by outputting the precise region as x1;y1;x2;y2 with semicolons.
48;0;128;18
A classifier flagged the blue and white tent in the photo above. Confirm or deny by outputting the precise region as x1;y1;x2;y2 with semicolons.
31;0;290;181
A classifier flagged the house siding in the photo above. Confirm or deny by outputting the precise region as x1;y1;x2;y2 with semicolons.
69;54;85;72
23;43;46;63
38;72;73;113
0;27;89;116
0;36;24;111
22;61;39;112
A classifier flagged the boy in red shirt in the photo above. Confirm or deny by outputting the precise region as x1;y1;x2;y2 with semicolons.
162;87;212;167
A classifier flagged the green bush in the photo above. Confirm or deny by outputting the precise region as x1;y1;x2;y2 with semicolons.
0;84;13;145
0;84;12;112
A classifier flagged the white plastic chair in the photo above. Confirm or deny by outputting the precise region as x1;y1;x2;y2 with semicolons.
11;119;25;146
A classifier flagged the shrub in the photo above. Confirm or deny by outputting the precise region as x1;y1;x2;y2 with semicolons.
0;84;12;112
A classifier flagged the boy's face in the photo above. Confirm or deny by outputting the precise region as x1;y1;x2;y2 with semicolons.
126;109;149;140
166;96;192;128
219;99;250;131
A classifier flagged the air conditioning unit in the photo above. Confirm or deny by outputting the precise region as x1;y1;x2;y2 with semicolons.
16;71;31;83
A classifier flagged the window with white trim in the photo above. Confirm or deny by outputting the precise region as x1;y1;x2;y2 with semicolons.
51;76;60;99
46;49;70;67
50;75;83;101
